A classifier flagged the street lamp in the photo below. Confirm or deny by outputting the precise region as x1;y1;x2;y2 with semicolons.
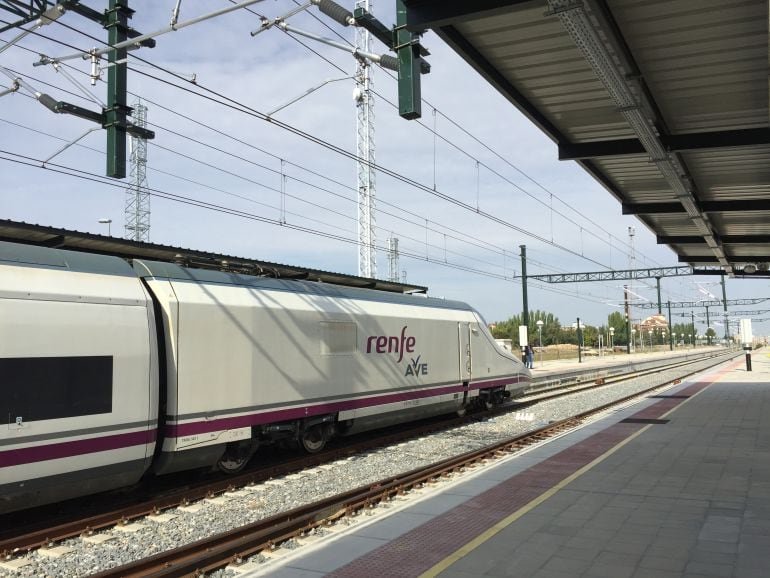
609;327;615;352
688;333;692;348
648;329;653;350
630;328;636;353
98;218;112;236
662;330;666;350
536;319;544;367
673;332;677;347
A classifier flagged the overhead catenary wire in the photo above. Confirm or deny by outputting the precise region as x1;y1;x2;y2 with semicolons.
0;57;520;268
9;23;614;271
38;8;633;273
0;7;676;310
7;8;666;278
0;109;512;274
276;0;653;266
20;11;642;274
0;150;527;283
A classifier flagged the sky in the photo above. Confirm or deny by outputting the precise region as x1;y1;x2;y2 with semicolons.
0;0;765;335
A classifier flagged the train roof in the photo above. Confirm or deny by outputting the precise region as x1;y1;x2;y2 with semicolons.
0;219;428;294
0;240;138;277
133;259;473;312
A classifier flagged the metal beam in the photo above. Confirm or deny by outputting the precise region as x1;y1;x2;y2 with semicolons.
659;234;770;245
403;0;528;30
691;268;727;276
700;200;770;212
63;0;156;48
679;255;770;265
0;0;49;33
559;128;770;161
636;298;770;310
622;202;684;215
559;137;644;160
624;199;770;215
528;266;691;284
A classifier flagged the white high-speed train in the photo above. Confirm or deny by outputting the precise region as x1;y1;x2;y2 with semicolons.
0;241;530;513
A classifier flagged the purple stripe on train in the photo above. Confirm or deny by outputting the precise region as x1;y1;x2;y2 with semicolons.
1;429;157;468
166;376;529;438
1;376;528;467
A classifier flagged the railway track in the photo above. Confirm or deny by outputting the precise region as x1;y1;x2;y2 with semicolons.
0;348;739;575
517;348;736;405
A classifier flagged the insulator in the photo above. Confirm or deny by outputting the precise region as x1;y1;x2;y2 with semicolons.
37;93;59;113
379;54;398;71
316;0;353;26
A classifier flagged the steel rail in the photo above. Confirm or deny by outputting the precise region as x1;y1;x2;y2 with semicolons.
0;348;736;557
86;350;742;577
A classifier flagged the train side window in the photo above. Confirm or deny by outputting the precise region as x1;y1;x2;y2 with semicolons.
320;322;357;356
1;356;113;422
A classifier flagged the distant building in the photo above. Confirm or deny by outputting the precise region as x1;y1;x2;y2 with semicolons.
639;314;668;333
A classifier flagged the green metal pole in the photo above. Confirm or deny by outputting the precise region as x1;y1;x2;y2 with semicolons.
520;245;529;329
624;285;631;354
105;0;131;178
667;300;673;351
705;305;711;345
691;311;695;347
577;317;582;364
721;276;729;342
395;0;421;120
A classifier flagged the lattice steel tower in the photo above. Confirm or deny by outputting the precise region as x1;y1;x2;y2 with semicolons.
387;235;399;282
124;100;150;242
355;0;376;278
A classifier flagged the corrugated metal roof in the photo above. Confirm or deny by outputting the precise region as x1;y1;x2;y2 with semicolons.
406;0;770;277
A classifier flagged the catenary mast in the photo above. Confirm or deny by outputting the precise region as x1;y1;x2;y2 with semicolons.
124;100;150;242
355;0;376;278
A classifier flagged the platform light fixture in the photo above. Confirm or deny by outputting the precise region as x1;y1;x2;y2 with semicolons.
536;319;544;367
98;217;112;236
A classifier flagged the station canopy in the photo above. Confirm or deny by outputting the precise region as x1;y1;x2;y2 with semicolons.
404;0;769;277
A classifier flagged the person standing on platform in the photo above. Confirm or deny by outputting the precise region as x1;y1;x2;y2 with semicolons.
525;344;534;368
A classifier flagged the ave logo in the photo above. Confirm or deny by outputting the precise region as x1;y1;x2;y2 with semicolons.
404;355;428;377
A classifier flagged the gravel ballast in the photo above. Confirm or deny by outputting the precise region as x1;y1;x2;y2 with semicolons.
0;355;734;577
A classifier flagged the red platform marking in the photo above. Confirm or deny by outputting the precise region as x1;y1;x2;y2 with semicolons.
329;368;734;577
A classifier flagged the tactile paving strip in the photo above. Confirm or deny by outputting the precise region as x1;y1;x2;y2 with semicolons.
328;378;718;577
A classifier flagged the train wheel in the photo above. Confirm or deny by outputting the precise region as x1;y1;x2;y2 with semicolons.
300;425;327;453
217;440;256;474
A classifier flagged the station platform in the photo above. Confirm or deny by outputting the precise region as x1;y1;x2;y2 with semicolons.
251;348;767;577
528;345;728;382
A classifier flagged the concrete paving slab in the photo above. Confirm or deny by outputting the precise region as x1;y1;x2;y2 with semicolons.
238;352;770;578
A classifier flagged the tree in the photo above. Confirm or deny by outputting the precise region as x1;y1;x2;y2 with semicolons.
490;311;562;347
